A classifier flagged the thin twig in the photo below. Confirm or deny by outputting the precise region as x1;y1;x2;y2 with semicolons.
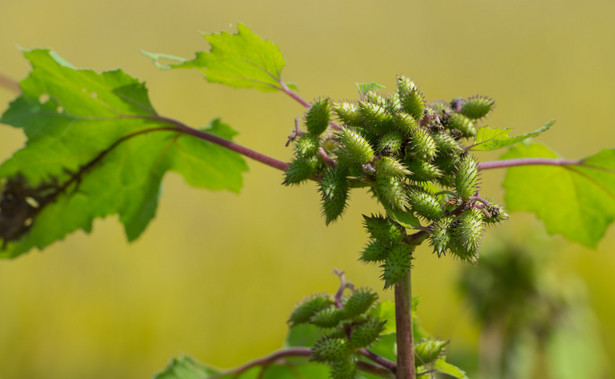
278;81;341;130
360;348;397;372
279;81;311;108
468;195;491;207
333;268;353;309
136;115;290;172
478;158;580;170
318;147;336;168
215;347;312;377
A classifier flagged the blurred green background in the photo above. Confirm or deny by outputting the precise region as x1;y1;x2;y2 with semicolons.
1;0;614;378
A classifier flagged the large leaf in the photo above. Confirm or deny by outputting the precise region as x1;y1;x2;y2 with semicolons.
501;141;615;247
143;24;289;92
472;120;554;151
0;49;248;258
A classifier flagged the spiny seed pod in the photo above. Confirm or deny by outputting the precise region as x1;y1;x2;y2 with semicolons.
434;152;460;173
283;156;318;185
311;307;345;328
361;240;390;262
374;174;409;211
306;98;331;136
344;289;378;318
414;338;448;365
431;217;453;257
358;101;393;129
406;160;443;182
405;127;437;162
289;294;334;326
401;92;425;122
294;133;320;158
449;208;483;263
386;92;401;113
460;95;494;120
407;186;445;221
381;243;412;289
350;318;386;348
375;156;411;178
333;102;362;126
396;76;425;121
336;127;375;165
455;154;479;199
363;215;404;244
446;113;476;138
378;131;403;156
329;356;357;379
311;337;350;363
366;91;387;108
432;131;463;157
320;168;350;224
483;204;509;224
397;75;417;94
393;112;420;136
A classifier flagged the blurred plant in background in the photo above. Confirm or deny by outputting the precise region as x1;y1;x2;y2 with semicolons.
455;235;609;379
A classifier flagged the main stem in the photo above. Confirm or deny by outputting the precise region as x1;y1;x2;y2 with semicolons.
395;261;415;379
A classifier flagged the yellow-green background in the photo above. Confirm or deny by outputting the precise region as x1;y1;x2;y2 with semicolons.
1;1;614;378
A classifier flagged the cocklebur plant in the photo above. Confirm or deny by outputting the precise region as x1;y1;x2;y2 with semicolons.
1;24;615;379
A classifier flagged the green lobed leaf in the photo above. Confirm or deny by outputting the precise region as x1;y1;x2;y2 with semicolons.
429;357;469;379
144;24;289;92
356;82;386;97
154;355;218;379
0;49;248;258
473;120;554;151
501;141;615;247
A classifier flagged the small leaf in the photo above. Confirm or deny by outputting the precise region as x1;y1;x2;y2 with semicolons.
501;142;615;248
356;82;386;97
473;120;554;151
145;24;289;92
154;355;218;379
383;205;422;229
430;357;469;379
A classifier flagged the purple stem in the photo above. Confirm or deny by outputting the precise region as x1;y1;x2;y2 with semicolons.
318;147;336;168
219;347;312;376
144;115;290;171
218;346;395;378
478;158;580;170
395;268;415;379
279;81;311;108
360;348;397;372
279;81;342;130
468;195;491;207
333;269;348;309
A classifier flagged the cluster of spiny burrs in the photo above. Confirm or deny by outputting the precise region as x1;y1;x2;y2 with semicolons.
284;76;508;285
288;271;449;378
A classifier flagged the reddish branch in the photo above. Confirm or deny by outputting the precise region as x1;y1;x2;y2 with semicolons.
217;346;394;378
478;158;580;170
